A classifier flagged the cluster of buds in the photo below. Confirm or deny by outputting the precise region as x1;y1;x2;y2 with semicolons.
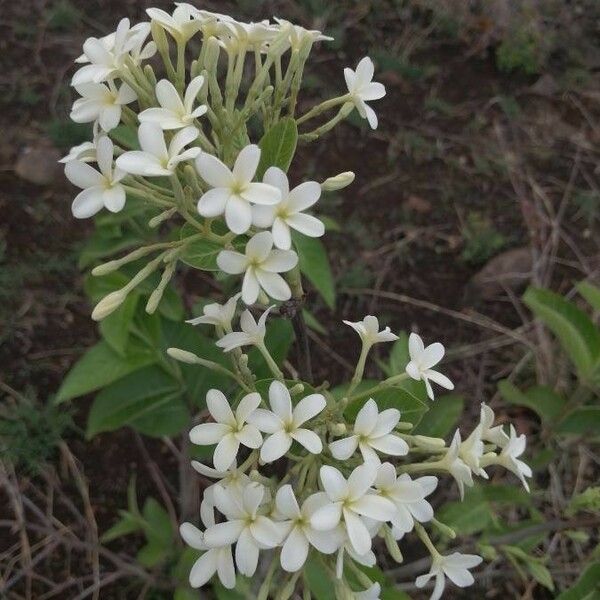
63;5;531;599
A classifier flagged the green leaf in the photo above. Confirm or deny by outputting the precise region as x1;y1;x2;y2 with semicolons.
142;497;173;545
498;380;565;423
413;394;464;438
528;561;554;591
100;511;141;543
293;232;335;309
257;117;298;178
78;228;141;269
305;555;336;600
86;366;188;438
180;237;224;271
436;487;493;535
523;287;600;380
247;318;295;380
577;281;600;311
55;340;155;404
110;124;140;150
136;540;167;567
99;294;139;356
556;562;600;599
556;406;600;435
388;332;410;375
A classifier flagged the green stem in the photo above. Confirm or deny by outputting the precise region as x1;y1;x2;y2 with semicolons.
296;94;351;125
257;342;284;380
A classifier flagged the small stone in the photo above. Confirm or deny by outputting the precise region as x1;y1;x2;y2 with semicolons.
15;143;62;186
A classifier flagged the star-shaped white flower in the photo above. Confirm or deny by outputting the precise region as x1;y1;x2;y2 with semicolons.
329;398;408;463
459;425;488;479
275;18;333;52
310;464;396;556
203;482;284;577
71;82;136;132
343;316;398;347
72;18;138;85
65;136;126;218
217;232;298;305
186;293;240;330
344;57;386;129
116;123;200;177
252;167;325;250
373;463;437;537
439;430;473;499
483;425;532;492
180;510;236;589
415;552;483;600
216;306;273;352
139;77;207;130
275;486;343;572
189;389;262;472
248;381;326;463
405;333;454;400
146;5;203;42
196;144;281;234
479;403;509;447
218;20;279;52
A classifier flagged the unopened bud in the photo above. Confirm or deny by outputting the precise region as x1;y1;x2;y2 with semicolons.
414;435;446;448
204;37;221;71
289;383;304;396
431;518;456;539
239;354;249;367
149;207;177;228
91;289;127;321
143;64;157;87
167;348;199;364
321;171;355;191
330;422;347;436
151;20;169;55
382;525;404;563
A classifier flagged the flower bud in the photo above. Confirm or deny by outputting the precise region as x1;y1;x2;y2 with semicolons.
289;383;304;396
414;435;446;449
382;525;404;563
321;171;355;191
150;20;169;56
167;348;199;364
330;422;347;436
149;207;177;228
91;289;127;321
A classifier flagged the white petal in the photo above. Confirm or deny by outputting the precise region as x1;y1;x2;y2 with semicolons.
99;105;121;131
250;515;283;547
408;332;424;359
185;75;206;112
116;151;170;176
235;424;262;449
232;144;260;183
189;422;230;445
286;213;325;238
343;509;372;556
420;343;445;369
292;394;326;426
65;161;103;189
240;182;281;205
241;269;260;305
260;250;298;273
156;78;185;113
347;463;377;500
352;494;396;521
281;526;309;572
213;434;239;472
252;204;276;228
169;126;199;158
329;436;359;461
138;122;168;158
203;520;244;547
206;389;235;425
198;187;230;217
291;429;322;454
354;399;378;436
269;380;292;421
180;523;205;550
139;108;184;128
425;369;454;390
225;195;252;234
368;434;409;456
216;548;236;589
71;187;105;218
196;152;234;187
360;82;386;101
275;485;300;520
236;392;262;423
263;166;289;196
189;551;218;587
260;431;292;463
371;409;401;438
272;217;292;250
235;529;259;577
355;57;375;86
216;250;247;275
103;185;126;213
247;409;282;434
311;502;343;531
320;466;347;502
255;270;292;301
287;181;321;212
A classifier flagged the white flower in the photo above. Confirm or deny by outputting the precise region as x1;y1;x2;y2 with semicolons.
219;20;279;51
439;430;473;499
116;123;200;177
126;22;157;63
203;482;284;577
180;512;235;589
71;82;136;132
59;141;96;164
483;425;532;492
139;77;207;130
275;486;343;572
459;425;488;479
374;464;437;537
146;5;203;42
217;232;298;305
415;552;482;600
65;136;126;218
248;381;326;463
355;583;381;600
405;333;454;400
310;464;396;556
216;306;273;352
321;171;355;191
72;18;138;85
335;536;377;579
344;57;386;129
275;18;333;52
196;144;281;234
343;316;398;347
329;398;408;464
189;389;262;472
252;167;324;250
186;293;240;330
479;403;509;447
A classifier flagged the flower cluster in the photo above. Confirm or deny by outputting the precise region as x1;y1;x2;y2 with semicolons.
64;5;532;599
